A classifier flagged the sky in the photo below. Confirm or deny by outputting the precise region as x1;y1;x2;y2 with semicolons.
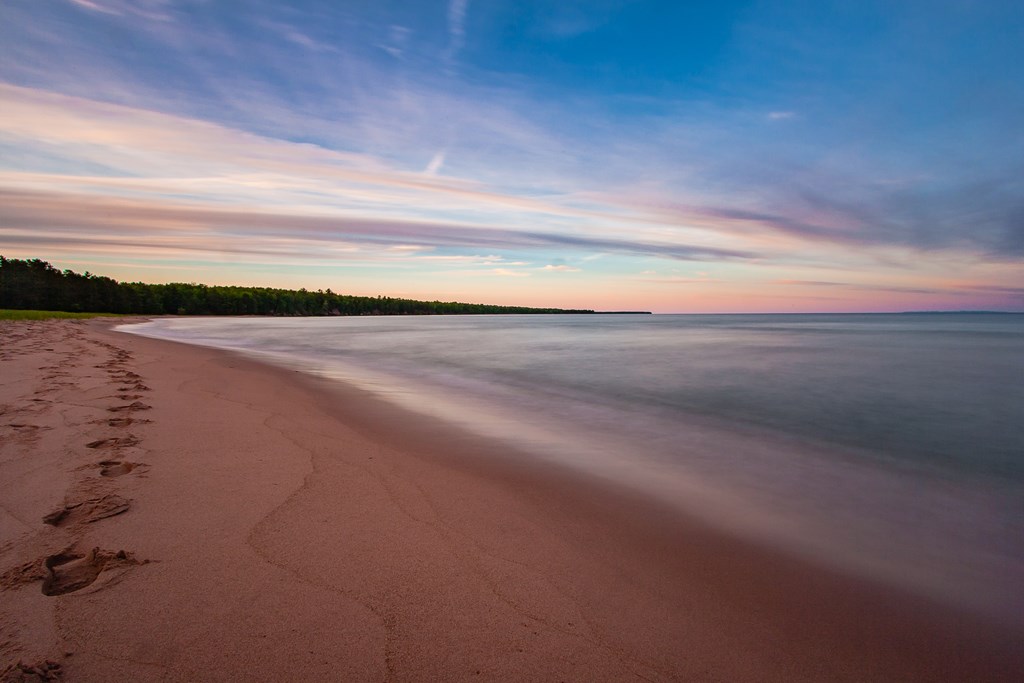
1;0;1022;313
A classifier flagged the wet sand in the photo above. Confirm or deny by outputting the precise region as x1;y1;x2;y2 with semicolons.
1;319;1021;681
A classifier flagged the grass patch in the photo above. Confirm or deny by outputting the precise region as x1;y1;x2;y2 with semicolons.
0;309;127;321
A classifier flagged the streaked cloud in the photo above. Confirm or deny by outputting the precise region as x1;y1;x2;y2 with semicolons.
0;188;756;263
446;0;470;61
67;0;116;14
424;150;446;176
769;279;1024;302
638;275;718;284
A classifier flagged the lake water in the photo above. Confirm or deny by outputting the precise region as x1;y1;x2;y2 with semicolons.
119;313;1024;622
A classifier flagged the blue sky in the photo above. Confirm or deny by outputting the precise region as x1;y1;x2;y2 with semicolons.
0;0;1022;311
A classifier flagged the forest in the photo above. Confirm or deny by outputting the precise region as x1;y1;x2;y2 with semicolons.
0;257;595;316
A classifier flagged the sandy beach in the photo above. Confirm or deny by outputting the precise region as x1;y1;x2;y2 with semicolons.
1;319;1021;682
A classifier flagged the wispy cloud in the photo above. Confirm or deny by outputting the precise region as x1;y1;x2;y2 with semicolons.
637;275;718;284
65;0;172;21
445;0;469;62
771;280;847;287
962;285;1024;295
378;24;411;59
387;244;433;253
0;84;772;264
769;279;996;297
627;175;1024;259
424;150;446;176
67;0;118;15
0;188;758;265
0;85;590;225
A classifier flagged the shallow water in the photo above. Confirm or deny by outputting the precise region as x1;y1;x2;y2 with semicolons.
120;313;1024;622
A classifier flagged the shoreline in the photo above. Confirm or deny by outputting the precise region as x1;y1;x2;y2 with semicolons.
1;319;1022;681
118;316;1024;627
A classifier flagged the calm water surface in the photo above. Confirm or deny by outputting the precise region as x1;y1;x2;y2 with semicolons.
121;313;1024;621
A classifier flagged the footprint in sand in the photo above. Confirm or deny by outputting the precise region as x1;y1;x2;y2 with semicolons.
42;494;131;527
41;547;145;596
6;423;51;433
97;460;143;477
102;417;151;428
0;660;62;681
1;423;51;446
108;401;151;412
86;435;140;449
41;551;102;596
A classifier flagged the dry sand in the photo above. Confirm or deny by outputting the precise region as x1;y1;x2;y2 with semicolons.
1;318;1022;682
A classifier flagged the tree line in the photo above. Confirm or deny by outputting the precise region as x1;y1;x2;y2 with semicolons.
0;257;595;316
